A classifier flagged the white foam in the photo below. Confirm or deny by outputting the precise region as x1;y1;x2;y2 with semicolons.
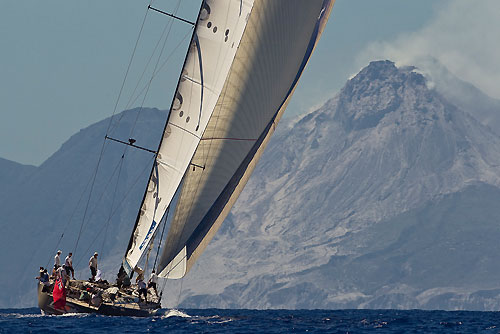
1;313;45;319
208;318;233;324
61;312;88;317
161;309;191;319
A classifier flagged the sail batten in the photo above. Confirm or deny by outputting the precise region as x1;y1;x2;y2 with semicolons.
157;0;335;278
123;0;255;274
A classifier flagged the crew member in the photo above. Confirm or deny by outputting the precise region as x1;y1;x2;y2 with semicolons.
148;269;158;296
54;250;62;268
64;252;75;280
89;252;98;282
57;265;68;286
137;278;147;302
35;267;50;292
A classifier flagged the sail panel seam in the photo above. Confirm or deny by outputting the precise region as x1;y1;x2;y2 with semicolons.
182;76;219;96
168;122;203;139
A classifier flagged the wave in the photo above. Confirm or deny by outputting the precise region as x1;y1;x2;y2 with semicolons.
160;308;191;318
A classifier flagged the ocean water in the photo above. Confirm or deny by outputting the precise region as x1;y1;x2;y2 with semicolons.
1;308;500;333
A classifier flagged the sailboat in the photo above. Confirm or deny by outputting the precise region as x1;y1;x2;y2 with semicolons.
37;0;335;316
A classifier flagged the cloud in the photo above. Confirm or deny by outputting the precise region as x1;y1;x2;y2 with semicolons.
356;0;500;99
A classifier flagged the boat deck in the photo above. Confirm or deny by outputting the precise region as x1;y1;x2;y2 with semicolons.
38;279;161;317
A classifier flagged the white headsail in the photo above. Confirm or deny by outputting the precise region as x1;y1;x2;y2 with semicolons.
157;0;335;278
123;0;255;274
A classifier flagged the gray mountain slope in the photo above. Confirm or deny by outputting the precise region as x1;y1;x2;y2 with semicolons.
174;61;500;310
296;182;500;309
0;157;36;194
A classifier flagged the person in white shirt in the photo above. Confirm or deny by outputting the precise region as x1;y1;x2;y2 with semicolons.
57;265;68;286
54;250;62;268
137;278;147;302
89;252;98;282
148;270;158;296
64;252;75;280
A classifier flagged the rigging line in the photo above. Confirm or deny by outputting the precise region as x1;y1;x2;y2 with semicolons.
176;276;184;308
111;0;182;130
74;144;107;254
144;229;156;276
153;205;170;271
106;0;153;136
169;122;202;139
74;155;156;269
122;7;177;114
44;171;94;269
144;198;165;272
127;0;183;141
100;149;127;257
159;252;187;294
143;199;164;273
160;267;169;291
74;0;154;255
123;28;193;113
78;156;126;241
75;155;155;269
73;147;128;256
160;253;186;277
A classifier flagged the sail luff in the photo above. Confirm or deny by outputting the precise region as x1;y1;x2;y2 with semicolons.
157;0;335;278
123;0;255;275
121;1;205;275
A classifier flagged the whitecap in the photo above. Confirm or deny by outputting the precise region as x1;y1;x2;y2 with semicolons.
161;309;191;318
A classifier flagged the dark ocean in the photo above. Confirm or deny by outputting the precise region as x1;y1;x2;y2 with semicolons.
2;308;500;333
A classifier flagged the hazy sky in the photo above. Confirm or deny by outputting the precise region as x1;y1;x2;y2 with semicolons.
2;0;496;166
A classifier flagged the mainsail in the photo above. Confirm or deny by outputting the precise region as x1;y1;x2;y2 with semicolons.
157;0;335;278
123;0;255;274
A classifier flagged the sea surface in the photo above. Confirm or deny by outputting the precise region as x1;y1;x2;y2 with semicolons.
2;308;500;333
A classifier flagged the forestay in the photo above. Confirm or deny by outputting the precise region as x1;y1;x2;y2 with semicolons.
123;0;255;274
158;0;335;278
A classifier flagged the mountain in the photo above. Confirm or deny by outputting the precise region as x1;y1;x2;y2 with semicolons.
0;158;36;195
3;60;500;310
173;60;500;310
